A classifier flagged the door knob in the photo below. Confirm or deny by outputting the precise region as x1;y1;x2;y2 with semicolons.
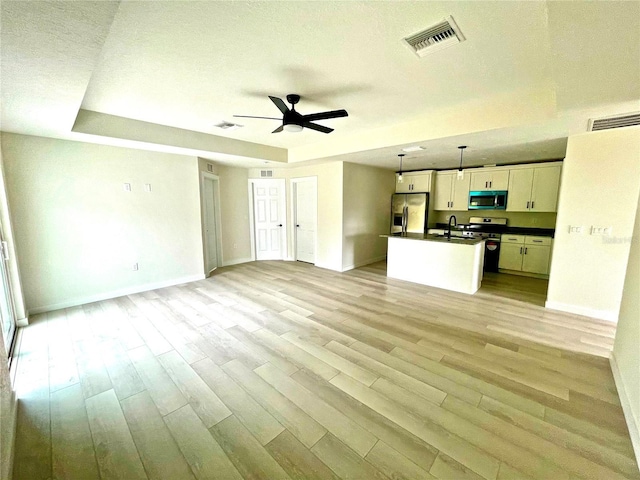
277;224;283;227
296;224;300;227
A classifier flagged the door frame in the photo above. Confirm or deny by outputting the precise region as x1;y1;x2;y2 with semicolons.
200;172;223;275
290;176;318;264
248;178;287;261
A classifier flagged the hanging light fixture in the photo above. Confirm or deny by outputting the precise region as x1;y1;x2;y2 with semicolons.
457;145;467;179
397;153;405;183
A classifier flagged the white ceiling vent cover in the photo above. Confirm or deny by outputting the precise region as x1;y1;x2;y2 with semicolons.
260;170;273;178
403;16;465;57
588;112;640;131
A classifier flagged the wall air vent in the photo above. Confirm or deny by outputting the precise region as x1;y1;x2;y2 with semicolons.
403;16;465;57
260;170;273;178
588;112;640;131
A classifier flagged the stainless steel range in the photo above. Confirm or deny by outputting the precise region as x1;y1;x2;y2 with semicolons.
465;217;507;272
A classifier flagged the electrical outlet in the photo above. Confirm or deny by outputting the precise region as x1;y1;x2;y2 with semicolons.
133;263;139;271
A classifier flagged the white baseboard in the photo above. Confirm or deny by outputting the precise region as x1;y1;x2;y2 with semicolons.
610;352;640;465
341;255;387;273
27;274;205;315
545;300;618;322
221;257;253;267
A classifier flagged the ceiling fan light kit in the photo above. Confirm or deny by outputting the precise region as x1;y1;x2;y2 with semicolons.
235;93;348;134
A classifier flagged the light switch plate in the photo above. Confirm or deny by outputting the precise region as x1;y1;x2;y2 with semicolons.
144;183;152;192
568;226;583;234
123;183;132;192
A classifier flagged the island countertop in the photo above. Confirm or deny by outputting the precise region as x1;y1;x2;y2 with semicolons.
384;233;485;294
380;232;485;246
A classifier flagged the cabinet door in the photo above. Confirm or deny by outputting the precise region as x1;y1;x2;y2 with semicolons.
489;170;510;190
522;245;550;274
506;168;534;212
395;174;412;193
498;243;524;271
434;173;453;210
450;174;471;211
470;171;493;191
530;165;561;212
410;173;432;192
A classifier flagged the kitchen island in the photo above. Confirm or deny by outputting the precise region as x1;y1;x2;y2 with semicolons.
382;233;485;294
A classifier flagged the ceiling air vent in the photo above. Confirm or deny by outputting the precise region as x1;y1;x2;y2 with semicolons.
588;112;640;131
260;170;273;178
403;16;465;57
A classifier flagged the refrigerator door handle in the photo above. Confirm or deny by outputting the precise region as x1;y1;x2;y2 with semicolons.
403;206;408;232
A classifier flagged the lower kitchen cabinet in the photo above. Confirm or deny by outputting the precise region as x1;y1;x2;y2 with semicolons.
499;235;552;275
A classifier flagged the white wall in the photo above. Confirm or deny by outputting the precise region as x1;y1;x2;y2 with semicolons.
249;162;345;271
0;141;17;480
342;162;395;270
1;133;204;313
546;127;640;321
611;188;640;462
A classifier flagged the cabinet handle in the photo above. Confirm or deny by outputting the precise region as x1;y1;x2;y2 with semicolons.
485;181;488;188
533;240;542;243
525;247;528;254
531;201;535;209
520;247;523;254
526;201;530;209
489;181;492;188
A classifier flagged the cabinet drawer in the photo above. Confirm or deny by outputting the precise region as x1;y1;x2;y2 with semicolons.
525;236;552;246
501;234;525;244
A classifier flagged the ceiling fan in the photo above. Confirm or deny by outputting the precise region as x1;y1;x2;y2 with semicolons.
234;94;348;134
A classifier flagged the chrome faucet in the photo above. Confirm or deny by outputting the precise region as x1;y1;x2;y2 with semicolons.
446;215;457;240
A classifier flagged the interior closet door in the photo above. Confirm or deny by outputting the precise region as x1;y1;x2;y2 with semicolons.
293;177;317;264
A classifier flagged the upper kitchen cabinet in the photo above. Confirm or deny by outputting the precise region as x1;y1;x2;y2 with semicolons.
507;162;562;212
469;169;509;191
434;171;470;211
395;171;432;193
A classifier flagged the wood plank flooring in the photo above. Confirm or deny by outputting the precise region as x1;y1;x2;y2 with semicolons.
11;260;637;480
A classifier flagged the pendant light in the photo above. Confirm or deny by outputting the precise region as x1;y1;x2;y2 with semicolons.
397;153;405;183
457;145;467;179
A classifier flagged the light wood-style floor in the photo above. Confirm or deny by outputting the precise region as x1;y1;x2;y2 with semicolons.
11;260;638;480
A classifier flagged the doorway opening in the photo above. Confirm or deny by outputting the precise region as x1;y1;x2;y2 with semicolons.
201;173;223;277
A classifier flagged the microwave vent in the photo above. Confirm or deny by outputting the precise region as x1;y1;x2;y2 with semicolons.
588;112;640;131
403;16;465;57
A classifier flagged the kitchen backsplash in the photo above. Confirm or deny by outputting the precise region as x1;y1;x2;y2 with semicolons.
431;211;557;229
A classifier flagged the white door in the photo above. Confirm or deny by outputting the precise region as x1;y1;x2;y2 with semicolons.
253;179;286;260
202;176;219;274
293;178;317;263
0;224;16;357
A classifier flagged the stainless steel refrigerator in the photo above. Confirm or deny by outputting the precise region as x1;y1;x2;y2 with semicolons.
390;193;429;234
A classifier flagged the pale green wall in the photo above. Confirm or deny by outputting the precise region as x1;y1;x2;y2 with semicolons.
612;188;640;460
342;162;395;270
2;133;204;313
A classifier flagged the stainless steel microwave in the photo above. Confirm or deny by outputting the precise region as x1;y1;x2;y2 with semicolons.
468;190;508;210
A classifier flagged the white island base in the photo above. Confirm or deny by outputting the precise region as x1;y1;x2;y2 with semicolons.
386;235;485;294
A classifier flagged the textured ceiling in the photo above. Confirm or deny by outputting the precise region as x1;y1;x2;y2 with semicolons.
1;1;639;169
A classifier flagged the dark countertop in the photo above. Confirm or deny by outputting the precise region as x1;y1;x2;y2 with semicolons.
381;232;486;245
434;223;555;238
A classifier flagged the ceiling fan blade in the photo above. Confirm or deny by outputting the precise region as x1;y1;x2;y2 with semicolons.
269;96;290;114
272;125;284;133
302;109;348;122
233;115;281;120
303;122;333;134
